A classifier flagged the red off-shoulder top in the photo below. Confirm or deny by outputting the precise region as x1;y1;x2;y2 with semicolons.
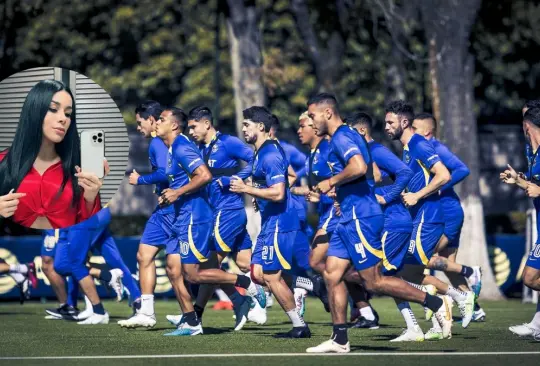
0;150;101;228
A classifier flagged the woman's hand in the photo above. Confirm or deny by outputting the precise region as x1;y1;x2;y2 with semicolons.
76;159;110;203
0;189;26;219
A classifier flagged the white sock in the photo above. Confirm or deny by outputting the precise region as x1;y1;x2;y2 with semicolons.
286;309;306;327
294;288;308;298
294;276;314;292
406;281;423;291
9;264;28;274
215;288;231;302
431;313;442;331
446;286;467;302
84;296;93;312
360;306;375;321
140;294;155;316
397;302;418;330
531;302;540;329
8;273;25;284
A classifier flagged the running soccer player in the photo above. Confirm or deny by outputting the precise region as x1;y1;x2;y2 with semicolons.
305;94;448;353
412;113;483;318
230;106;311;338
503;106;540;340
271;115;328;316
119;101;192;329
41;229;81;319
384;100;473;340
185;106;266;325
346;111;413;330
158;107;264;336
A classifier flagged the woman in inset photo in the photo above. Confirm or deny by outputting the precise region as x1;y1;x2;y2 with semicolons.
0;79;107;229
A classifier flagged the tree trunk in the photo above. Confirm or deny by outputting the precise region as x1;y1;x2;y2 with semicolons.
422;0;504;300
428;38;441;139
291;0;345;93
456;54;503;299
225;0;265;139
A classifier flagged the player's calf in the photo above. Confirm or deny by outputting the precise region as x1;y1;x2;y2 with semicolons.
523;266;540;291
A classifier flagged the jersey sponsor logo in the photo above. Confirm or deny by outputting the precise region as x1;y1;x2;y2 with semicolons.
188;158;201;168
427;155;439;161
271;174;284;180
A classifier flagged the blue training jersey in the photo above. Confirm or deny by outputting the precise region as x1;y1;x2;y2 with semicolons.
526;145;540;239
138;137;174;214
200;132;254;211
430;138;469;208
167;134;213;225
279;140;308;222
368;140;413;232
402;134;444;224
328;125;382;222
252;139;300;233
306;138;334;216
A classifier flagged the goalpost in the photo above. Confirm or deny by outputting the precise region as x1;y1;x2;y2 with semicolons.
524;209;539;304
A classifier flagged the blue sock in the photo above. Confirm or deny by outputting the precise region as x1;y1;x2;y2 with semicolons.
229;291;245;308
93;302;105;315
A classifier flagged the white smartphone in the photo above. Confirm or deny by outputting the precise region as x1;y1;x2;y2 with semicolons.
80;129;105;179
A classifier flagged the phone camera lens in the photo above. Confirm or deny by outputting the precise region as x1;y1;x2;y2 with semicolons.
93;135;97;140
98;138;103;143
98;133;103;137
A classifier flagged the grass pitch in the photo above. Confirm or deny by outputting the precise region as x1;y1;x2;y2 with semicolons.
0;297;538;365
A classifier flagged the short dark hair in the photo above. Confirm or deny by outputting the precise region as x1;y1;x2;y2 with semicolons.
523;100;540;111
524;107;540;127
344;112;373;133
164;107;188;130
414;112;437;133
270;114;280;132
188;106;213;125
385;100;414;125
307;93;340;115
242;106;274;132
135;100;163;121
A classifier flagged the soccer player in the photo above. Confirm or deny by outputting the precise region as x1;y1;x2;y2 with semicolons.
294;112;335;311
305;94;448;353
119;101;192;329
185;106;266;325
412;113;483;315
230;106;311;338
271;115;328;315
53;212;109;324
346;111;413;330
41;229;81;319
384;100;475;340
502;107;540;339
158;107;264;336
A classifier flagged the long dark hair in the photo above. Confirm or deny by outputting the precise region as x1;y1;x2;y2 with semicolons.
0;79;81;207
